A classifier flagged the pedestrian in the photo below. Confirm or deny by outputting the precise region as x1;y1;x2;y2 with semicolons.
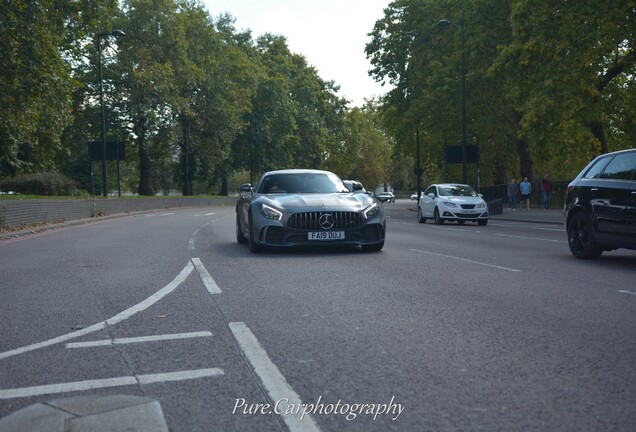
519;176;532;210
541;172;554;210
507;178;518;211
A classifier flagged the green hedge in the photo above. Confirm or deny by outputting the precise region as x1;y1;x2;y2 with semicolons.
0;172;78;196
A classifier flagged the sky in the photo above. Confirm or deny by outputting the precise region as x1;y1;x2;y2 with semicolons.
202;0;391;107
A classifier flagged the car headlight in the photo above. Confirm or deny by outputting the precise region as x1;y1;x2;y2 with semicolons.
476;201;486;208
260;203;283;220
362;202;380;220
442;201;458;208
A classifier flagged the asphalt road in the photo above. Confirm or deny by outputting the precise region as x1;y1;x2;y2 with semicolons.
1;201;635;431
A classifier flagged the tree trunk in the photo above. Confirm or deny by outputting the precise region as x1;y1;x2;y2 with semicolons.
219;174;228;196
137;135;153;196
180;142;192;196
590;121;609;155
513;110;534;180
181;113;192;196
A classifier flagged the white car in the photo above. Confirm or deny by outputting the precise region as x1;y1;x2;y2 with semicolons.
377;191;395;203
417;183;488;225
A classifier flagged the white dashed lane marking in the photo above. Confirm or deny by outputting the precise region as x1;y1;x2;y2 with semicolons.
65;331;213;349
230;322;322;432
0;368;224;399
409;249;521;272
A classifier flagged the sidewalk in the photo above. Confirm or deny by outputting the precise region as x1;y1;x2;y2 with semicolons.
490;207;564;225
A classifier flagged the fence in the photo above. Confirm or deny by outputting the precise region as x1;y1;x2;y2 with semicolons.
478;180;571;209
0;196;236;229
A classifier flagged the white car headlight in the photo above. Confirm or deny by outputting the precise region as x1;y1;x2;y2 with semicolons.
476;201;486;208
260;203;283;220
362;202;379;220
442;201;458;208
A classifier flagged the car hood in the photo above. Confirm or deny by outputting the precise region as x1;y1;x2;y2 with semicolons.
438;196;485;204
264;193;374;212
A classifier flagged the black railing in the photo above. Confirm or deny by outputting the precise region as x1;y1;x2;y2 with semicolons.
478;180;571;209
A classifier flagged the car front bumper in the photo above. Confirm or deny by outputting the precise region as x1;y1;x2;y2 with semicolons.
440;209;488;221
255;223;386;248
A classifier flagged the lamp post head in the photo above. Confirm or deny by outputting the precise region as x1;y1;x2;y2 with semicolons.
99;29;126;39
437;18;463;28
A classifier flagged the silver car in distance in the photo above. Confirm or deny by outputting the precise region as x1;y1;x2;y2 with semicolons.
236;169;386;252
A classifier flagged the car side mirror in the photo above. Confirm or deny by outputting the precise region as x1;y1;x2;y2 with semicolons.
428;193;435;199
238;183;253;193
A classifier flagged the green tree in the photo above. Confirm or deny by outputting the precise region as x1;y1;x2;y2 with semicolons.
326;102;390;191
367;0;636;184
233;33;348;182
0;0;97;177
493;0;636;176
113;0;180;195
367;0;520;185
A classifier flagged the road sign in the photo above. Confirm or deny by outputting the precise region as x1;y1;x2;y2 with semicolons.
88;140;126;161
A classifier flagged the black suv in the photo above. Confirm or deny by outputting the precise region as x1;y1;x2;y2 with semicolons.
565;148;636;259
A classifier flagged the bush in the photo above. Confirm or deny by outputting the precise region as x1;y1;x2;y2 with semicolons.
0;172;78;196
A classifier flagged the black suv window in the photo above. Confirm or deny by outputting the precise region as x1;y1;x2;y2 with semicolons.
583;156;613;179
598;152;636;180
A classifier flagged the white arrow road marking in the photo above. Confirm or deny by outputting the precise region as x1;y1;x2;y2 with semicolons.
189;219;218;250
192;258;222;294
0;262;194;361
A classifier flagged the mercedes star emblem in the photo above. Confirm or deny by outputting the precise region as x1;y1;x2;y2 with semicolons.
319;213;335;230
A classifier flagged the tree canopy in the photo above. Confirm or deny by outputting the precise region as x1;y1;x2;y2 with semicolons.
0;0;389;195
1;0;634;196
367;0;636;184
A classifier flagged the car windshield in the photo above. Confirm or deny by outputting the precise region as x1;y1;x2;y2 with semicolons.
438;185;478;197
258;173;350;194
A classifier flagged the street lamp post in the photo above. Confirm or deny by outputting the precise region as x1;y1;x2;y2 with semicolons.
182;113;191;196
182;88;199;196
416;128;422;200
437;11;467;184
97;29;125;197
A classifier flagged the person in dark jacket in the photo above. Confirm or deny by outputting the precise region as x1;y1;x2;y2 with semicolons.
542;173;554;210
507;178;518;211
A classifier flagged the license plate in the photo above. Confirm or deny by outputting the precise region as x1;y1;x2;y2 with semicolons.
460;210;476;214
308;231;345;240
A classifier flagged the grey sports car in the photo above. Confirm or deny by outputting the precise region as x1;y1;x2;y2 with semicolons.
236;169;386;252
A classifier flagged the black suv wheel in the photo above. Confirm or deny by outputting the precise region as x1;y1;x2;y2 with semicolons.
567;212;603;259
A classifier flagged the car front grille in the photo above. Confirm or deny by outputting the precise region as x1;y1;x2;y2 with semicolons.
460;204;476;209
287;211;363;230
